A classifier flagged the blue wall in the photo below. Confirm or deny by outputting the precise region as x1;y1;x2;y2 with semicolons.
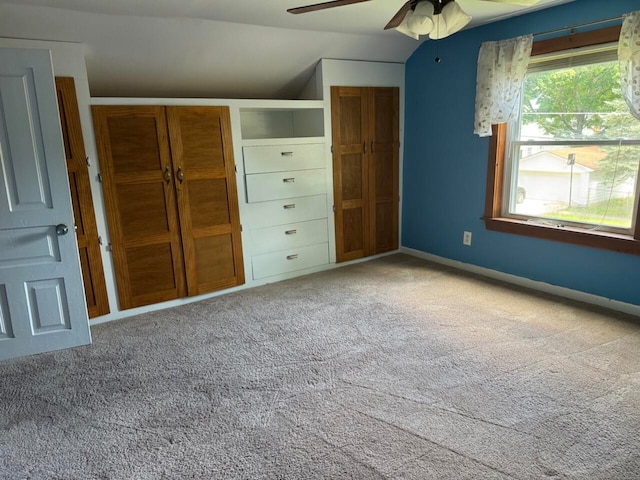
402;0;640;306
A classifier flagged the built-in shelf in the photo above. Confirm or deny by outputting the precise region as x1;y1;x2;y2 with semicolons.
240;107;324;140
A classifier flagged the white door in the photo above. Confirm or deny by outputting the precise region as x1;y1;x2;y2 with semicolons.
0;48;91;360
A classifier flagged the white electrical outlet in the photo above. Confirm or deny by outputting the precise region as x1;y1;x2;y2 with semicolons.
463;231;472;246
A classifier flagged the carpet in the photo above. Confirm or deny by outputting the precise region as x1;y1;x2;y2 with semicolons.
1;254;639;479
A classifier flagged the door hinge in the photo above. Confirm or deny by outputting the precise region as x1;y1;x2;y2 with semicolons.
85;156;91;167
235;165;238;173
240;224;243;232
332;205;336;212
97;173;102;183
331;145;334;154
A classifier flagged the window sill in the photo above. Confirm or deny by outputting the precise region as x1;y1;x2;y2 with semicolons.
484;217;640;256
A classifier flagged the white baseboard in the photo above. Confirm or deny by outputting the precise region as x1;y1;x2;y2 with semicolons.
400;247;640;318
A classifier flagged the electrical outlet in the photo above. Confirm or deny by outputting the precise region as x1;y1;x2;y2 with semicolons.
463;231;472;246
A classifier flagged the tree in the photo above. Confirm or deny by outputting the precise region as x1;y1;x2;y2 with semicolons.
522;61;640;188
522;62;622;139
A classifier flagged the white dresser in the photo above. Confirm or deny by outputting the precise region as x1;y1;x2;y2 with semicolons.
242;138;330;280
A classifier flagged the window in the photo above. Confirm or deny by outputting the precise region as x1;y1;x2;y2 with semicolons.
485;26;640;255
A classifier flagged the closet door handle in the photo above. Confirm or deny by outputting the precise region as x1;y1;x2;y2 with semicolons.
176;166;184;184
163;166;171;184
283;177;295;183
283;204;296;209
363;142;367;153
285;229;297;235
281;151;294;157
286;254;299;260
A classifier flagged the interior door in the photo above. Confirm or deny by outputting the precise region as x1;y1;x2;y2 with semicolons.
92;105;186;310
369;87;399;254
166;106;244;296
0;48;91;360
56;77;109;318
331;86;369;262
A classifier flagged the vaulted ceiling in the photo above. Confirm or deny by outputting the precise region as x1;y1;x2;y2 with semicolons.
0;0;573;99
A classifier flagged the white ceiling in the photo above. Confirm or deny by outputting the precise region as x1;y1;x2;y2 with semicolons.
1;0;571;36
0;0;573;98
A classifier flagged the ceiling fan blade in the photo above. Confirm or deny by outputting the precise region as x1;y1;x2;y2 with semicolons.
287;0;372;15
480;0;541;6
384;1;415;30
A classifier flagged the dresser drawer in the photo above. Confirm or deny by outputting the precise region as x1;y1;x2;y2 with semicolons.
245;195;328;228
246;169;326;203
249;219;328;256
243;143;325;174
252;243;329;279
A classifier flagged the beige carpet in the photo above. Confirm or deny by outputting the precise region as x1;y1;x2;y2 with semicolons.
1;254;639;479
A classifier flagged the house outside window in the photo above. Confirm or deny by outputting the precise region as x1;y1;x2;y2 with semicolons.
484;26;640;255
506;44;640;233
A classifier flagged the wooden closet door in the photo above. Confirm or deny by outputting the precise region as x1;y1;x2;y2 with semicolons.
92;106;186;309
166;107;244;296
368;87;399;254
331;86;370;262
56;78;110;318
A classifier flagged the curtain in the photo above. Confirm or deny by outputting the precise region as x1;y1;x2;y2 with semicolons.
619;11;640;120
474;35;533;137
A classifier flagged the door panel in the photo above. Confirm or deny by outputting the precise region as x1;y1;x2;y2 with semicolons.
92;105;186;309
56;77;109;318
166;106;244;296
331;86;369;262
369;88;399;255
0;48;90;360
193;235;236;285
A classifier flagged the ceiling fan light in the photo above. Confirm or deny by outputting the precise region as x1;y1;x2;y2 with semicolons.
441;1;471;35
428;13;449;40
407;0;434;35
413;0;435;17
407;14;434;35
396;10;420;40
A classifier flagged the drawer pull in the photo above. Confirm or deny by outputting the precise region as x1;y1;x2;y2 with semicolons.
285;229;297;235
283;177;296;183
287;254;299;260
281;151;294;157
283;204;296;209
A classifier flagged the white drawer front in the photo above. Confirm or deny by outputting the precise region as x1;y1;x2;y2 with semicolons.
245;195;328;228
250;219;328;256
246;169;326;203
243;143;325;174
252;243;329;280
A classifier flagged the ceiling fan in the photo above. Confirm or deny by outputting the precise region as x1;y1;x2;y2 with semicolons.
288;0;541;40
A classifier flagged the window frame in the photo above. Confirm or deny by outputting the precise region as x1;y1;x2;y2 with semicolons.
484;25;640;256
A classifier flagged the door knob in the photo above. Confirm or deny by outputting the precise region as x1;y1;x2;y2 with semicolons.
56;224;69;236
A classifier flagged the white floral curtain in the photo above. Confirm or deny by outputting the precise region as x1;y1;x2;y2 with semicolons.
474;35;533;137
619;11;640;120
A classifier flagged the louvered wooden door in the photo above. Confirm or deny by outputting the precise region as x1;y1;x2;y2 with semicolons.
166;107;244;296
331;86;399;263
56;77;109;318
92;106;186;309
331;87;369;262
